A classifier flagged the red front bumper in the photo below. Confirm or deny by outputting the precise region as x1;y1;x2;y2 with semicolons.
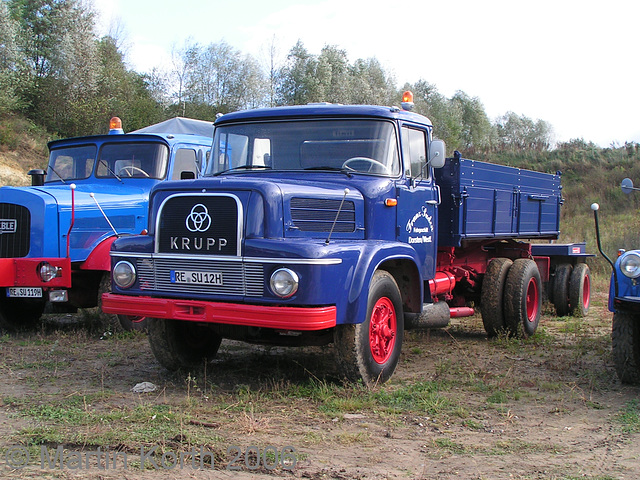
101;293;337;331
0;258;72;288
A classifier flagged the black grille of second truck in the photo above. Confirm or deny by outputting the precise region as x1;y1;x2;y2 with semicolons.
0;203;30;258
157;195;239;255
291;198;356;232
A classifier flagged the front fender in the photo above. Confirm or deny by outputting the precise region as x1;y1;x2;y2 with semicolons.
342;241;423;326
80;236;118;271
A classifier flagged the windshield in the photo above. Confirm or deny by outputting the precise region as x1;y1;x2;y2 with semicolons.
205;119;400;176
96;143;169;179
46;142;169;182
46;145;96;182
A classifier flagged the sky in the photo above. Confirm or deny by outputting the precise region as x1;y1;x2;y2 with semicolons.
93;0;640;148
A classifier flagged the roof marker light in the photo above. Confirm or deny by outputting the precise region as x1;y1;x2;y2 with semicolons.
401;91;414;111
109;117;124;135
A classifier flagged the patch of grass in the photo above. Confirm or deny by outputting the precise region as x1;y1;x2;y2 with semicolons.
561;476;619;480
486;391;508;404
462;419;484;430
489;439;562;455
335;431;370;445
432;438;468;455
616;400;640;433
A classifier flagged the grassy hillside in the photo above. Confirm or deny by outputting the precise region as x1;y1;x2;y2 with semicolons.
1;115;636;274
0;115;51;186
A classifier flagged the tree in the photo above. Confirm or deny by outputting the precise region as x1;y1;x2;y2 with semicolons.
182;40;265;114
276;40;318;105
8;0;99;134
494;112;553;152
348;57;395;106
450;91;493;154
315;45;349;103
0;0;22;113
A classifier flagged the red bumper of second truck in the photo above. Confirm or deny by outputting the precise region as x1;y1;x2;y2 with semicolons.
101;293;337;331
0;258;72;288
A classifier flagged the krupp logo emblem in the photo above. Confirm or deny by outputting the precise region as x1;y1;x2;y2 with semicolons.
185;204;212;233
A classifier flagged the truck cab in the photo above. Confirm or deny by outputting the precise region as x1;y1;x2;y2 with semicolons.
0;117;213;331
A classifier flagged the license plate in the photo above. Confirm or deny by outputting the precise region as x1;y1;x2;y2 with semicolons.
7;287;43;298
170;270;223;286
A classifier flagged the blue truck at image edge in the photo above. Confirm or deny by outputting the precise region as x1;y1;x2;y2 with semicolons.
0;117;213;331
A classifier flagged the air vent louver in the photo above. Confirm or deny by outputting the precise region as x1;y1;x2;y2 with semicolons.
291;198;356;232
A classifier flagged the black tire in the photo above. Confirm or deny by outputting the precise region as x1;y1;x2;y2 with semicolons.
569;263;591;317
0;297;45;332
148;318;222;371
97;273;146;331
481;258;513;337
611;312;640;384
552;263;572;317
117;314;148;332
503;258;542;338
334;270;403;386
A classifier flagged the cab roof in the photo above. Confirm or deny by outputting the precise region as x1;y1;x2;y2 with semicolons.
48;117;214;150
214;104;433;127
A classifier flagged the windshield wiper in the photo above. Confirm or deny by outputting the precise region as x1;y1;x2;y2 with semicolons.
99;160;122;182
304;166;353;177
213;165;272;176
47;165;66;183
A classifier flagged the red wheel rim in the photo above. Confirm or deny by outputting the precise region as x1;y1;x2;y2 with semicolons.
369;296;397;364
525;278;539;323
582;274;590;310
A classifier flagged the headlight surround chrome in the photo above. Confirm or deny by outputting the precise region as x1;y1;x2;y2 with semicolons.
620;252;640;278
270;268;299;298
113;261;136;289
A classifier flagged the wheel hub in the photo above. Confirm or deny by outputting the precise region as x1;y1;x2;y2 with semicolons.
369;297;397;364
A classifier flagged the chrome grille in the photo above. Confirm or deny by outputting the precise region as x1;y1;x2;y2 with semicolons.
136;257;264;297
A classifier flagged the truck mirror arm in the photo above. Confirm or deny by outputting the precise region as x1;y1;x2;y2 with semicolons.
591;203;618;297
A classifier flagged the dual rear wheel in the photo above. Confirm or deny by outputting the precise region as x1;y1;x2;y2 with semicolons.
552;263;591;317
481;258;542;338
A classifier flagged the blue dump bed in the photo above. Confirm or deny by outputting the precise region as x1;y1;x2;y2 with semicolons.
435;156;561;247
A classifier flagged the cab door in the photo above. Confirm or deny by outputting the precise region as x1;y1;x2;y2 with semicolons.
396;124;439;281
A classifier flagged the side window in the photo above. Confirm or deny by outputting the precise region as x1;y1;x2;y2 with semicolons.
401;127;428;178
172;148;197;180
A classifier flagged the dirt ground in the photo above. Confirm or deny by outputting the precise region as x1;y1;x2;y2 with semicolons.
0;286;639;480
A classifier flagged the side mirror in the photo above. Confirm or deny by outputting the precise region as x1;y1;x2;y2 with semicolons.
429;139;446;169
621;177;636;194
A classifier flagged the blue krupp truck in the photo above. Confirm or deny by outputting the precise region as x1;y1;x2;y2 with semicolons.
0;117;213;331
102;93;591;384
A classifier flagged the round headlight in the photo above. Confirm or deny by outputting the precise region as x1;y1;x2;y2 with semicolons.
113;261;136;289
38;262;59;282
270;268;299;298
620;252;640;278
